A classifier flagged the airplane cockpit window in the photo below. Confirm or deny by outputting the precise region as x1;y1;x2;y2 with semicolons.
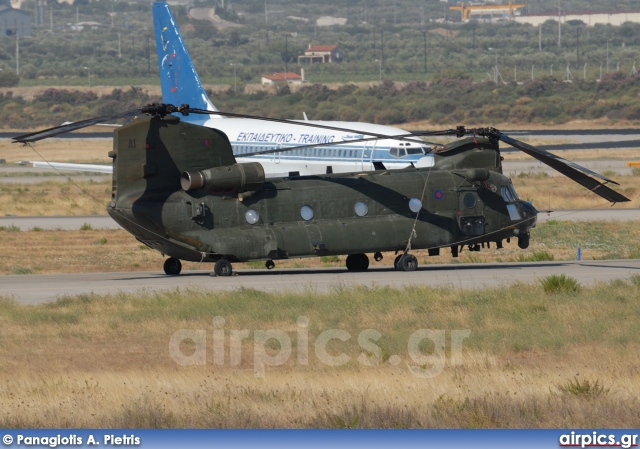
390;144;428;158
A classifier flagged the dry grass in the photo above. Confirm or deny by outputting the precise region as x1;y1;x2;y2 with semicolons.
2;361;639;428
501;148;640;162
0;138;112;164
510;175;637;209
1;280;640;428
0;180;110;216
1;219;639;275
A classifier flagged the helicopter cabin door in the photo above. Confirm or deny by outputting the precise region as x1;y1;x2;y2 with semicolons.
457;188;486;237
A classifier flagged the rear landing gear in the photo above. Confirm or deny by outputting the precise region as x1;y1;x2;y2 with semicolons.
163;257;182;275
214;259;233;276
346;253;369;271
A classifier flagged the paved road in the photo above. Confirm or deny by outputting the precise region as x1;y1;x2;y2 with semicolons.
3;260;639;305
1;208;638;231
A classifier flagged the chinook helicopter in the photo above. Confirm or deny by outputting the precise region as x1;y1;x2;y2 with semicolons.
13;104;630;276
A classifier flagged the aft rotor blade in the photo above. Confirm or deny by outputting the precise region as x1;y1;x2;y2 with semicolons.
12;110;138;143
495;131;631;203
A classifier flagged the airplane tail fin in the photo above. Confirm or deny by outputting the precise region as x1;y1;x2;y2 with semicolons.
152;2;221;120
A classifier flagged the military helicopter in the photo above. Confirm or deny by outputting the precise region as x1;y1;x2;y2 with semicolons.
13;104;630;276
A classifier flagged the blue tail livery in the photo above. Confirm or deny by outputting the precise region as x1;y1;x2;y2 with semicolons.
153;2;219;121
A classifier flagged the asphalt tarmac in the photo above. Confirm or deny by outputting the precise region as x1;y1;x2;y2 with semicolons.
4;260;640;305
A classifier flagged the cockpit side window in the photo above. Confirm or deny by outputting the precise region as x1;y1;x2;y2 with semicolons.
501;186;514;203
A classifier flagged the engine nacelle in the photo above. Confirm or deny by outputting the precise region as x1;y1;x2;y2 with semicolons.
181;162;265;192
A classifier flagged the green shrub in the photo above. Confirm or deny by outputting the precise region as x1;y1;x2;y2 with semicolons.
558;377;609;399
539;274;581;294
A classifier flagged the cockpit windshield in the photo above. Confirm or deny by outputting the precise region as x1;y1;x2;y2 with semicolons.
389;143;428;158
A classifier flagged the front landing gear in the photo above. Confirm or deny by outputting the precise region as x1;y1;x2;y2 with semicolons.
163;257;182;275
213;258;233;276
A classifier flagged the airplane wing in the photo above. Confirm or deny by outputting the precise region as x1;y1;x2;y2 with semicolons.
19;161;113;174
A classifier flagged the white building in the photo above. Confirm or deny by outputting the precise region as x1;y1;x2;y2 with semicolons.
515;10;640;27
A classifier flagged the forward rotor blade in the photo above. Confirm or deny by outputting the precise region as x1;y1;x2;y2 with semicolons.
12;110;138;143
495;131;631;203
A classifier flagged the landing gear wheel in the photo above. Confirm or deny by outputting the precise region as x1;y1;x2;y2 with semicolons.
398;254;418;272
265;260;275;270
214;259;233;276
163;257;182;275
345;253;370;272
374;252;383;262
393;255;402;271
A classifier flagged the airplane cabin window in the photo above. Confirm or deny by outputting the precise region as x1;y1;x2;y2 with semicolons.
389;148;399;158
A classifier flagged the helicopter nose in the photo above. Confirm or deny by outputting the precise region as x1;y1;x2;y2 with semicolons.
415;155;435;168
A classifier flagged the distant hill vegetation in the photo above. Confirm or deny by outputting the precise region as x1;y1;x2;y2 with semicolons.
2;0;640;127
3;72;640;130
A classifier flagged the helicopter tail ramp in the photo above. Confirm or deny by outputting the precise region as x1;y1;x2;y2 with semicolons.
152;2;220;120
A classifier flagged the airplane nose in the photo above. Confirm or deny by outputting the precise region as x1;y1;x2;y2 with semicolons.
415;155;435;168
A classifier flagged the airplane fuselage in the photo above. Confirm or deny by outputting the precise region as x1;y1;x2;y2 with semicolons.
190;117;434;177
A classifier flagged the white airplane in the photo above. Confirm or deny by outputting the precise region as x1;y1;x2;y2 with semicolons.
21;2;434;176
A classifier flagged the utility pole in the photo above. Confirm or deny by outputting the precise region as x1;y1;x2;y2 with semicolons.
231;63;237;91
472;20;476;49
422;30;427;74
380;29;384;75
15;33;19;75
393;0;396;26
606;39;610;73
147;36;150;76
557;0;561;48
284;34;289;75
538;24;542;51
576;28;580;68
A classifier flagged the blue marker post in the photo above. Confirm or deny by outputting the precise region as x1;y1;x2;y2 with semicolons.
577;247;581;260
